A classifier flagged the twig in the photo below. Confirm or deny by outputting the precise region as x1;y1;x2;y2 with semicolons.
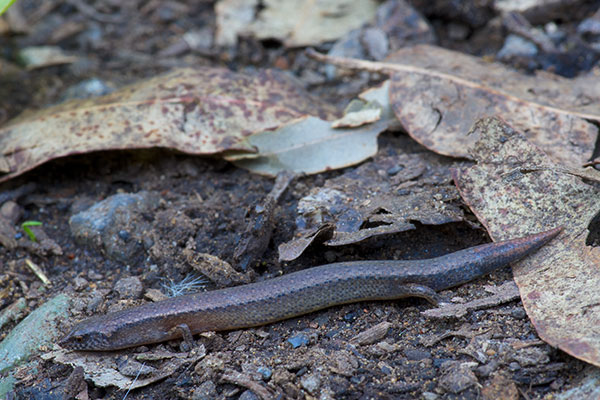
305;49;599;121
221;370;274;400
24;258;51;285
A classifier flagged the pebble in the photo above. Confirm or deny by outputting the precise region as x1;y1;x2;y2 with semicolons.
497;34;538;61
86;290;104;313
257;366;272;381
508;362;521;371
404;348;431;361
87;270;103;280
361;27;389;60
59;78;114;101
238;390;259;400
510;307;526;319
118;230;131;242
422;392;439;400
69;191;159;264
0;201;22;224
288;332;310;348
438;362;478;394
73;277;89;291
113;276;143;299
192;381;217;399
512;347;550;367
300;374;321;395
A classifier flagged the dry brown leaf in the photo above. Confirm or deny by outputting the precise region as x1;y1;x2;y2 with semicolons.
246;0;378;47
0;67;339;183
279;152;465;260
44;347;205;389
278;223;334;262
308;45;600;168
453;116;600;367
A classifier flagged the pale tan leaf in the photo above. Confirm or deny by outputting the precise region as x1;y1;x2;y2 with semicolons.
247;0;378;47
454;116;600;367
0;68;339;183
225;116;387;177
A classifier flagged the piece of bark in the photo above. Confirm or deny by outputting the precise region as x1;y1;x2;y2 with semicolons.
233;171;295;270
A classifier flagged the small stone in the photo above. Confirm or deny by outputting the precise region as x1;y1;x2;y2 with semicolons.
377;341;397;352
113;276;143;299
361;27;389;60
192;381;217;400
386;165;403;175
438;362;478;394
288;332;310;348
329;351;358;377
87;270;103;280
422;392;438;400
508;362;521;371
145;288;168;302
238;390;259;400
118;230;131;242
404;348;431;361
476;360;499;378
86;290;105;312
73;277;89;291
300;374;321;395
512;347;550;367
510;308;526;319
257;366;272;381
0;201;21;224
69;191;159;264
497;34;538;61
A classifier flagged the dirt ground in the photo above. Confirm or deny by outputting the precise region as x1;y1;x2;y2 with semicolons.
1;1;599;399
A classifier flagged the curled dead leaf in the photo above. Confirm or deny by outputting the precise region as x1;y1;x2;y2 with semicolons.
0;67;339;183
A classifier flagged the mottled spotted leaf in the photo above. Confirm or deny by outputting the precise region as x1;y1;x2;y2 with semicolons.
0;67;339;183
454;116;600;367
308;46;600;168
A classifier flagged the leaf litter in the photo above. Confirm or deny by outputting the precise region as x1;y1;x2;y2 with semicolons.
308;44;600;168
224;115;389;177
215;0;378;47
0;67;339;183
453;116;600;367
279;150;466;261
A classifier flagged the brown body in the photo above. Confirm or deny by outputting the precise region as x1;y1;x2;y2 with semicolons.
59;227;561;351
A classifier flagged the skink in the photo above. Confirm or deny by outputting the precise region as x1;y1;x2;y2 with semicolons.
59;227;561;351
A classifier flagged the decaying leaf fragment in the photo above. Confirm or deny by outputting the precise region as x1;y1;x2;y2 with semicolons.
216;0;379;47
453;116;600;367
0;67;339;183
308;45;600;168
225;116;388;177
279;152;465;260
44;346;205;390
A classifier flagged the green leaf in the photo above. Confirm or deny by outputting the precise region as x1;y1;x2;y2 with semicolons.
21;221;42;242
0;0;17;16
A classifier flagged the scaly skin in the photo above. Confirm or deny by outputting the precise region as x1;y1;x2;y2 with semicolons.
59;227;561;351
